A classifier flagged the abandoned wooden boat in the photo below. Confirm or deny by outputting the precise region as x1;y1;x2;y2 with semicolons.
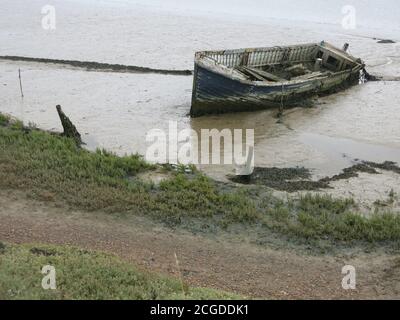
190;41;365;117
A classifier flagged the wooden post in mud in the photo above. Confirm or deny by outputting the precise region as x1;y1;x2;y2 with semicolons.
18;69;24;98
56;105;82;146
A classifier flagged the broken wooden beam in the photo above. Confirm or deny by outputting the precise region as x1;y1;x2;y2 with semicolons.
56;105;82;146
237;66;266;81
248;68;286;82
238;66;284;82
284;64;307;76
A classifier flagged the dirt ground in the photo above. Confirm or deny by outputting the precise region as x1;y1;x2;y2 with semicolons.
0;188;399;299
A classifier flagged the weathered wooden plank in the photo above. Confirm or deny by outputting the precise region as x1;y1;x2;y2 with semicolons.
243;67;285;82
237;67;267;81
292;71;327;80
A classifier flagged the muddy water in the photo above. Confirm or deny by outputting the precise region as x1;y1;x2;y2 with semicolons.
1;0;400;184
192;80;400;180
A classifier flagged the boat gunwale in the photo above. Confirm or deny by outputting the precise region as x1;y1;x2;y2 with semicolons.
194;42;364;88
195;42;319;56
195;58;363;88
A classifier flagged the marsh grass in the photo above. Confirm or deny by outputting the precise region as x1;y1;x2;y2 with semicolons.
262;194;400;243
1;115;400;247
0;113;9;126
0;242;240;300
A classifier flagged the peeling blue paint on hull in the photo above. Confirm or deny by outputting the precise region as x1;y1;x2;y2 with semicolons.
190;64;357;117
190;42;364;117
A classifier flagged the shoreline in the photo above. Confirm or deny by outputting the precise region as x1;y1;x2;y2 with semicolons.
2;0;400;301
1;112;400;252
2;102;400;299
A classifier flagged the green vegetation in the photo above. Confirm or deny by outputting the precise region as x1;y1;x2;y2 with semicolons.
263;194;400;243
0;118;259;224
0;113;9;126
1;114;400;248
0;242;240;300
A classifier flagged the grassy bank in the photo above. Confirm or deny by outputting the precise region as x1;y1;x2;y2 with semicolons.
1;113;400;249
0;242;239;300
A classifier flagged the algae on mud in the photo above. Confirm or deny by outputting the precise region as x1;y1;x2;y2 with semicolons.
230;161;400;193
0;55;193;76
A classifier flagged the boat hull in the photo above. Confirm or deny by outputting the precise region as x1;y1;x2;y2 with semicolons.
191;63;360;117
